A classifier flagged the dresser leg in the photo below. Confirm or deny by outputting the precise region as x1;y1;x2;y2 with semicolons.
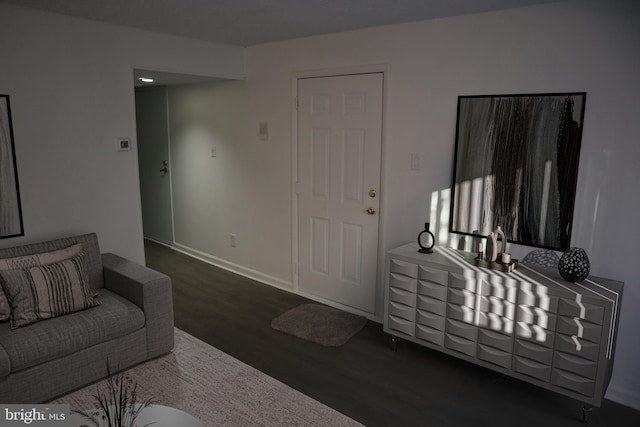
581;404;593;423
391;335;399;352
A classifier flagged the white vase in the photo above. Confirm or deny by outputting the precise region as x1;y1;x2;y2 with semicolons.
494;226;507;254
486;232;498;262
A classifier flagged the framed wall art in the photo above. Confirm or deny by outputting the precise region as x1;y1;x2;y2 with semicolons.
450;92;586;251
0;94;24;239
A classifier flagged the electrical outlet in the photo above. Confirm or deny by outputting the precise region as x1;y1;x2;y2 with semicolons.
229;233;237;247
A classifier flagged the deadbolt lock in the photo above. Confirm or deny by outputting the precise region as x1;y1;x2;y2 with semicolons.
369;189;377;198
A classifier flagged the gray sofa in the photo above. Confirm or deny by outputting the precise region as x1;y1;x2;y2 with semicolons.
0;233;174;403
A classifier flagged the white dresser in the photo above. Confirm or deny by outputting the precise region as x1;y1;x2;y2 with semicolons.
383;243;623;414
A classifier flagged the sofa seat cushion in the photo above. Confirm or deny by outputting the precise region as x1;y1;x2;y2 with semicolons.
0;289;144;373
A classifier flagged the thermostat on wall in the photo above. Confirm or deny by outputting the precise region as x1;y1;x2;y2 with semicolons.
116;137;130;151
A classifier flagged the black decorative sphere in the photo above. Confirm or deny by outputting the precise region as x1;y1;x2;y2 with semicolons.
558;247;590;282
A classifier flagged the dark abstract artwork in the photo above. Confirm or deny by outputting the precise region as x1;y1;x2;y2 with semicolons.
0;95;24;239
450;93;586;251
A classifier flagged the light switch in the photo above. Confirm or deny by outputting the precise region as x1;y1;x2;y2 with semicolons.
258;122;268;141
411;153;420;170
211;146;217;157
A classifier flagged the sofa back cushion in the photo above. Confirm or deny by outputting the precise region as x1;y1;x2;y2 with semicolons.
0;233;103;290
0;244;82;270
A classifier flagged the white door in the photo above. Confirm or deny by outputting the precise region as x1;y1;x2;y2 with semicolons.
135;86;174;245
297;73;383;314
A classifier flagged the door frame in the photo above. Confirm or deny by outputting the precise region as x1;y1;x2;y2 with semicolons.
291;64;389;319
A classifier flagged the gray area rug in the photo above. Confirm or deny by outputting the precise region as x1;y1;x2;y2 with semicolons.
51;328;363;427
271;303;367;347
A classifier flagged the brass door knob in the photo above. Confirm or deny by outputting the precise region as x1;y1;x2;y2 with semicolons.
366;206;376;215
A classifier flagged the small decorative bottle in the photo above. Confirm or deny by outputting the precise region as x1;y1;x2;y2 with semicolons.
417;222;435;254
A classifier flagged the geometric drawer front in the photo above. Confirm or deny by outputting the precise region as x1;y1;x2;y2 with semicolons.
418;280;447;301
513;355;552;382
477;313;514;335
558;299;604;326
516;306;556;330
553;351;598;380
446;318;477;341
478;297;516;320
447;303;476;324
477;344;512;369
517;288;558;313
418;265;448;286
448;288;476;309
448;272;477;292
479;280;517;303
477;328;514;353
390;273;418;293
388;315;415;337
556;317;601;344
416;324;445;347
388;300;416;322
514;339;553;365
390;259;418;278
417;295;447;316
551;369;596;397
555;334;600;362
515;322;555;348
416;309;445;331
389;287;416;308
445;333;476;357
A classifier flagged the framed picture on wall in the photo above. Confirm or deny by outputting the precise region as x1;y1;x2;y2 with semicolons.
0;94;24;239
449;92;586;251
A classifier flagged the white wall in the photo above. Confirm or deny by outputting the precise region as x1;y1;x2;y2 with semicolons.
0;3;245;263
166;80;295;287
238;0;639;408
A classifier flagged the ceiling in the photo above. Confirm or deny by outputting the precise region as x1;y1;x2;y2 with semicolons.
4;0;564;47
5;0;565;87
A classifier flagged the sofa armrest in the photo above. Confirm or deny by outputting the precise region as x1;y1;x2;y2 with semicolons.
101;253;174;358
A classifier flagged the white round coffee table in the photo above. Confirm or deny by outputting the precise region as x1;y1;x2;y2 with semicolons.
68;404;204;427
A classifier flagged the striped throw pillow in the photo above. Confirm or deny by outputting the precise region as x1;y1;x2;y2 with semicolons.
0;244;83;322
0;254;99;329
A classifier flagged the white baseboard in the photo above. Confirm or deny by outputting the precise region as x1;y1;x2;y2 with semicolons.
161;242;381;322
295;290;378;321
143;237;173;248
605;385;640;411
171;242;294;292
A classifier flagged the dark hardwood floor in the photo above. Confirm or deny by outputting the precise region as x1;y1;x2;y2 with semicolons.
144;240;640;427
